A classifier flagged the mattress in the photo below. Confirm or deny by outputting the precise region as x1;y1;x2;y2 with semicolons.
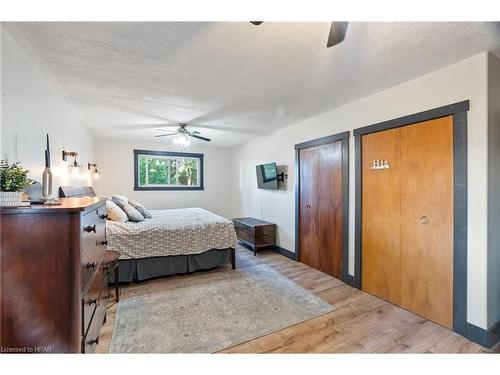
106;207;237;259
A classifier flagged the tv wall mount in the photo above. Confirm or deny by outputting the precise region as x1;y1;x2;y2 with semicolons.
277;172;287;183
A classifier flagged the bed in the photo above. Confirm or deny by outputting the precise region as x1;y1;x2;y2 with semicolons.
59;186;237;283
106;207;237;282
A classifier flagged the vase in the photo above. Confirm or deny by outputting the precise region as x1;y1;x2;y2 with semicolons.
42;167;53;198
0;191;23;207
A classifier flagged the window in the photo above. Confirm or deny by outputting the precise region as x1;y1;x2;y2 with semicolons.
134;150;204;190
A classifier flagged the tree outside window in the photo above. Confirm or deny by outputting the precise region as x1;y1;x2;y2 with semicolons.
134;150;203;191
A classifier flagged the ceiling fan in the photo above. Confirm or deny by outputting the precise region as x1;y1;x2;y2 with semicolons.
250;21;349;48
155;123;211;146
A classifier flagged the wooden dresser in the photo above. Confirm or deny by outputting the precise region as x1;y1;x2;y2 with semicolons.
0;197;108;353
233;217;277;256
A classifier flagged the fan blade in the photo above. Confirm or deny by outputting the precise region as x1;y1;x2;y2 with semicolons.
327;22;349;48
185;123;262;135
191;131;200;135
250;21;263;25
190;134;211;142
109;123;177;130
155;133;177;138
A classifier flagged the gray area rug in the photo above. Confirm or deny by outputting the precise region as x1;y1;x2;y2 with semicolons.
110;264;334;353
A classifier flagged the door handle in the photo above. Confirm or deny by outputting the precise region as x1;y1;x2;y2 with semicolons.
419;216;430;225
306;204;311;209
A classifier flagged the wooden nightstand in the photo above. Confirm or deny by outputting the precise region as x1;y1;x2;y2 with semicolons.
103;250;121;303
233;217;277;256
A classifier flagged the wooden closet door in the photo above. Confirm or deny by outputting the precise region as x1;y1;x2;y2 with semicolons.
318;141;343;278
400;116;453;328
361;128;401;305
299;146;320;269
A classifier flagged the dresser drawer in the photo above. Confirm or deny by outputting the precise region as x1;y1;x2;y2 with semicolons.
82;206;106;254
81;246;104;293
81;206;106;292
82;292;107;354
82;265;106;337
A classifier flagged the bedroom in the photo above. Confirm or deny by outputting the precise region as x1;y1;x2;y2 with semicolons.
1;0;500;372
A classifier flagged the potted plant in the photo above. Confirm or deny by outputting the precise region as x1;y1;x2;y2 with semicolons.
0;160;34;207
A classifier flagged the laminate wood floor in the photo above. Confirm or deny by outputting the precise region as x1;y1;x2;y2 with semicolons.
96;245;500;354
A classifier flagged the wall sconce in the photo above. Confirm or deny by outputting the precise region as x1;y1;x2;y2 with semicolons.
88;163;100;180
62;150;80;176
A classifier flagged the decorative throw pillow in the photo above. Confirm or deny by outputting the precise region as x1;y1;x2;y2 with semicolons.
106;200;128;222
113;198;145;222
112;194;129;203
128;199;152;219
111;196;128;207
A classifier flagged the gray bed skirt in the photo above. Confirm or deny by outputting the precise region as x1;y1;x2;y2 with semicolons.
109;248;233;283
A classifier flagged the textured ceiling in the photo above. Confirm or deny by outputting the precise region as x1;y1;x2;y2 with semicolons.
10;22;500;147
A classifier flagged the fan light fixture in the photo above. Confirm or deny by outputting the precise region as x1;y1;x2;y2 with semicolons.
174;133;191;147
155;123;211;146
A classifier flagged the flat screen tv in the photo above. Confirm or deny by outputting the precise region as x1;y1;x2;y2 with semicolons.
256;162;278;190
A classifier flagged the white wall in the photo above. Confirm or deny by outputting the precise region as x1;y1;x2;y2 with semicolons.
2;21;495;330
95;138;233;218
1;26;95;190
1;26;3;157
487;52;500;329
231;52;489;329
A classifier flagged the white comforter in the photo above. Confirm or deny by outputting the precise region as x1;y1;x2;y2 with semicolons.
106;208;237;259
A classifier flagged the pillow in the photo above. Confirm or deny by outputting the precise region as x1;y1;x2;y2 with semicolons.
128;199;152;219
113;199;145;222
112;194;129;204
112;195;127;207
106;200;128;222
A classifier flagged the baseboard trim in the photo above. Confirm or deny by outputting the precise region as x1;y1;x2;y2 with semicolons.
237;242;297;261
274;246;297;261
466;322;500;348
273;246;355;285
343;274;355;287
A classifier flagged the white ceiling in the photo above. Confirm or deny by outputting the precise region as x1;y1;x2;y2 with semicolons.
10;22;500;148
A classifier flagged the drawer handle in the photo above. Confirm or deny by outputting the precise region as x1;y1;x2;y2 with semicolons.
84;225;96;233
87;336;99;346
97;240;108;246
86;261;97;270
100;214;108;220
88;298;98;306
